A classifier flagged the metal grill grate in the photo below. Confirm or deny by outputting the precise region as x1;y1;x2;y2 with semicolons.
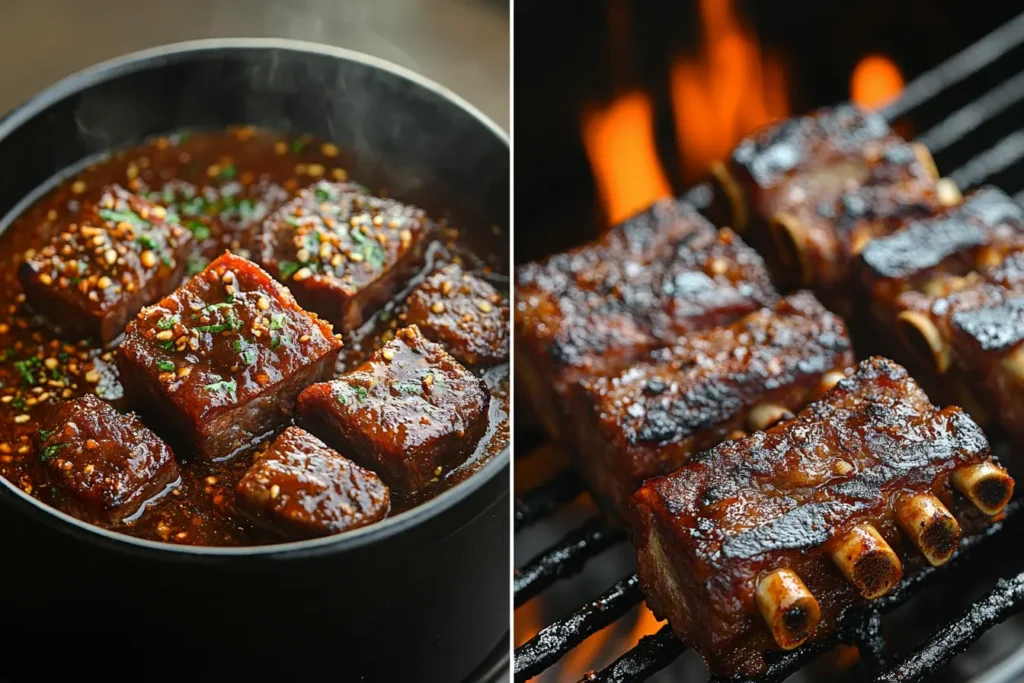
514;11;1024;682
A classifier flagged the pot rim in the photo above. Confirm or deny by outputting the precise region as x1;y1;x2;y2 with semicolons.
0;37;510;558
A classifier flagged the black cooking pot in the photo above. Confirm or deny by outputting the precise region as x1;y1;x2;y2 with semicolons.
0;40;509;682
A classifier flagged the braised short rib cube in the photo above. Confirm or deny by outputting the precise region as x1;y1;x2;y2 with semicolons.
298;325;489;493
118;252;342;461
39;394;179;524
574;291;854;517
404;264;509;366
236;426;390;538
259;180;429;332
515;198;777;442
19;184;193;345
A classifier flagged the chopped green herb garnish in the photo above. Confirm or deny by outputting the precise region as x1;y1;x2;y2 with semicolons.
39;428;53;442
157;314;180;331
136;233;160;250
186;220;211;241
278;261;299;279
13;359;37;386
354;386;368;402
203;378;238;401
269;313;285;330
162;185;177;205
48;367;63;381
39;442;68;462
238;198;260;223
175;130;191;145
219;163;237;180
351;229;386;269
186;256;208;276
156;360;175;372
336;383;368;405
231;338;244;353
159;339;176;351
395;380;420;394
314;186;332;202
11;396;26;410
291;138;308;155
283;215;303;227
270;335;286;350
98;208;148;228
181;195;208;217
196;312;242;333
242;347;257;366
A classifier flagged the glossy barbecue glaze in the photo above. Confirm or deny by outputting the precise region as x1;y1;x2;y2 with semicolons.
0;128;509;546
630;357;1008;677
714;104;943;306
515;198;777;441
574;291;854;517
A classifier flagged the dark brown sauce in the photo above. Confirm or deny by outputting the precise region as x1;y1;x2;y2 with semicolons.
0;127;509;546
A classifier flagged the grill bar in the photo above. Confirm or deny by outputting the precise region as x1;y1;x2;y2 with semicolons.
882;10;1024;121
578;625;684;683
875;571;1024;683
915;69;1024;154
515;573;644;681
514;516;627;607
515;470;585;532
949;129;1024;189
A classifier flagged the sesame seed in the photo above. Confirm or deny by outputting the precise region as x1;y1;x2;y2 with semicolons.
13;414;29;424
206;476;218;485
141;251;157;268
38;273;53;286
349;252;364;263
434;466;442;476
476;300;493;313
178;367;191;377
296;248;311;263
156;330;173;341
257;297;270;310
43;358;58;370
97;276;112;289
299;334;310;343
84;464;94;474
332;168;348;181
307;163;325;177
441;281;453;296
382;349;394;361
293;267;313;282
321;143;340;157
423;373;435;386
104;249;118;265
71;180;87;194
270;484;281;499
85;370;100;383
274;141;288;155
431;301;446;314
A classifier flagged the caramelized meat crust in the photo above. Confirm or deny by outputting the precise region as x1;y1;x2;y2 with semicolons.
298;325;489;493
574;291;854;516
259;180;429;332
719;104;941;299
236;426;389;538
39;395;179;524
515;198;776;441
118;252;342;461
19;185;193;345
404;263;509;367
630;357;1005;677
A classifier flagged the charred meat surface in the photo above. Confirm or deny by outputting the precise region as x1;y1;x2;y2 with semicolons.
19;185;193;345
259;180;429;332
39;394;179;524
404;263;509;367
716;104;942;298
298;325;489;493
575;291;853;517
630;357;1011;677
861;186;1024;311
118;252;342;461
515;198;777;441
236;426;389;538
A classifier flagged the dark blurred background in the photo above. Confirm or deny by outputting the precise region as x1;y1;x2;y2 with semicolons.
514;0;1021;263
0;0;509;129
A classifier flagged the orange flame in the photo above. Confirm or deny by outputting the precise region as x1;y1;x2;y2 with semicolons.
671;0;790;184
851;55;905;110
581;93;673;225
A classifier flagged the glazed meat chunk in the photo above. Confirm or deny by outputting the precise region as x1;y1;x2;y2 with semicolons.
298;325;489;493
713;104;946;302
259;180;429;332
19;185;193;345
515;198;777;442
236;426;389;538
39;394;179;524
118;252;342;461
574;291;853;517
630;357;1013;677
404;263;509;366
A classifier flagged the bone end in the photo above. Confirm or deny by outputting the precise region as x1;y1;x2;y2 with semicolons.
952;462;1014;516
756;568;821;650
830;524;903;599
896;310;950;375
709;160;748;233
769;212;812;287
895;493;962;566
747;403;795;432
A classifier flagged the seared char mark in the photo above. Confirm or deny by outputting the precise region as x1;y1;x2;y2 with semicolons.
629;357;1011;677
515;198;776;442
572;291;852;517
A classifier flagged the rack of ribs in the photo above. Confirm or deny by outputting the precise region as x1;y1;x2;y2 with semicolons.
514;198;777;443
630;357;1014;678
570;291;854;517
709;104;957;310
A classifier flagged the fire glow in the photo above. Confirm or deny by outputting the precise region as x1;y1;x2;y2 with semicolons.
851;54;905;110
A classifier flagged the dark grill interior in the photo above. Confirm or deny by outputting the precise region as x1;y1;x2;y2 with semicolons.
514;9;1024;682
